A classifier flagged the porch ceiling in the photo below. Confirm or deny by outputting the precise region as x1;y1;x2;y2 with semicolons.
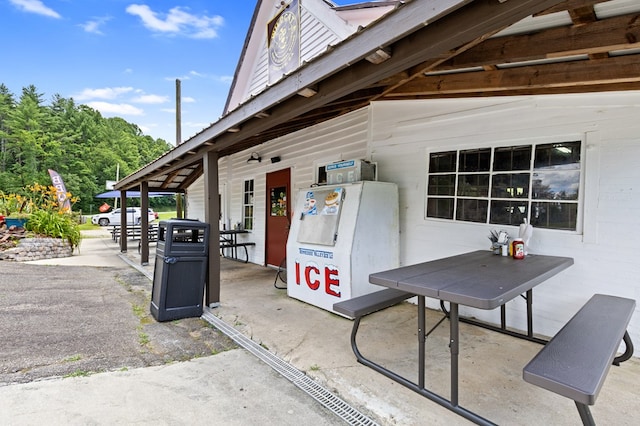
116;0;640;192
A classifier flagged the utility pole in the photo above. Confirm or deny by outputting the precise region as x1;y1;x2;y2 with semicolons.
176;79;182;145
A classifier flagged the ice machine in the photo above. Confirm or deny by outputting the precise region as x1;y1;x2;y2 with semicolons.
286;181;399;317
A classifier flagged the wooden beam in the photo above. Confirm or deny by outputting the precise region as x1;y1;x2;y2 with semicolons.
541;0;608;16
434;13;640;71
179;162;204;189
203;151;220;307
569;5;597;26
140;181;149;265
390;55;640;96
202;0;567;154
161;169;183;189
116;0;565;189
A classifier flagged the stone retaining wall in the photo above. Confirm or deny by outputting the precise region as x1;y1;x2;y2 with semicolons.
0;238;73;261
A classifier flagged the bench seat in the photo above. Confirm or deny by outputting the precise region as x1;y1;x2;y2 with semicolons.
219;241;255;263
334;288;412;318
523;294;635;425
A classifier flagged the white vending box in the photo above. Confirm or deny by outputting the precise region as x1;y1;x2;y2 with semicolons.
286;181;399;317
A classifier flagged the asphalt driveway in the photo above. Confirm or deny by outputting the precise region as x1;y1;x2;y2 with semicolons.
0;262;236;385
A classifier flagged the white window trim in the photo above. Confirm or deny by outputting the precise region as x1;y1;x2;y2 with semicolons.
425;136;586;234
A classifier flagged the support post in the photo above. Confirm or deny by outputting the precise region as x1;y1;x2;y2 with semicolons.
204;151;220;306
140;181;149;265
119;191;128;253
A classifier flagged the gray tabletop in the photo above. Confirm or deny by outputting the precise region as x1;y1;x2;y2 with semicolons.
370;250;574;309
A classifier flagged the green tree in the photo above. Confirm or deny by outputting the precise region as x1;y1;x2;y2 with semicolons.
0;84;173;213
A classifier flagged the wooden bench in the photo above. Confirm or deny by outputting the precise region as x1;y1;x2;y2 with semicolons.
137;228;159;253
523;294;635;426
111;225;157;243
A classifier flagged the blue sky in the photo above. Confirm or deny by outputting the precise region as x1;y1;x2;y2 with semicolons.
1;1;353;145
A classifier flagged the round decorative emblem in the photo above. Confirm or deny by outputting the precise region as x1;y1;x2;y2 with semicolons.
269;10;299;70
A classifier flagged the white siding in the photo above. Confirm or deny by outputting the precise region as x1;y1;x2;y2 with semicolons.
300;7;342;61
370;92;640;346
188;108;369;265
189;91;640;355
245;2;345;103
185;175;204;221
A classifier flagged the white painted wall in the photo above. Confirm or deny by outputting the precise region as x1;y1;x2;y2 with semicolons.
189;91;640;353
189;108;370;265
230;0;358;112
370;92;640;346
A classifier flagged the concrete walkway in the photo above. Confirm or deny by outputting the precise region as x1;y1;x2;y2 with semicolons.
4;229;639;425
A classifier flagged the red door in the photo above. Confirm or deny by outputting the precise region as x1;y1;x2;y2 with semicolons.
265;168;290;267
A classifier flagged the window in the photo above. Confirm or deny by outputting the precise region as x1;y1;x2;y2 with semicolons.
426;142;581;231
242;179;254;230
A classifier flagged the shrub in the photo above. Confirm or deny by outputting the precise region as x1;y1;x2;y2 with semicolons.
26;210;81;249
2;184;82;251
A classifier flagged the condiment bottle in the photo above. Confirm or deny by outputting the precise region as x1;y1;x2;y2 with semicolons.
512;238;525;259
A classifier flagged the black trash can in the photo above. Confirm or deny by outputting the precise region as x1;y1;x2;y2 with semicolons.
150;219;210;322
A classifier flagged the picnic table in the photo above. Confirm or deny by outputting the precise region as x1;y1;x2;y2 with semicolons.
338;250;574;425
219;229;255;263
110;224;159;243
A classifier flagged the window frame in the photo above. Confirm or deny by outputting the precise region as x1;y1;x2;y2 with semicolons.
242;179;255;230
425;139;584;233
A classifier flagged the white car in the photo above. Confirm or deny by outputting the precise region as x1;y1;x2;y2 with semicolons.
92;207;155;227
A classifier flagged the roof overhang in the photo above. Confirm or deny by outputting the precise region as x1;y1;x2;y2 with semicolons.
116;0;640;191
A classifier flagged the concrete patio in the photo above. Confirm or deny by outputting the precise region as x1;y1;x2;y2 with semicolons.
16;229;640;425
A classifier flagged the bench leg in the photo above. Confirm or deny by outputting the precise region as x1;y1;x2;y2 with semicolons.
613;330;634;366
576;402;595;426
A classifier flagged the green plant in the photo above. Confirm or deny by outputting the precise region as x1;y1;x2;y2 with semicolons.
0;191;33;217
62;354;82;363
64;370;92;378
26;209;81;249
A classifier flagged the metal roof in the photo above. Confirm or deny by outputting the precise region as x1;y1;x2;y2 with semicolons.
116;0;640;192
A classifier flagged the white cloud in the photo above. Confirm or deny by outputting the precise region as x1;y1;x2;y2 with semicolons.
183;97;195;103
86;101;144;116
168;71;233;85
125;4;224;39
137;123;152;134
80;16;111;35
9;0;60;18
74;87;134;101
184;121;212;130
131;94;169;104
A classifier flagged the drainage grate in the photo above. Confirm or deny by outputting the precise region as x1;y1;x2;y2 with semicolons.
202;310;379;426
120;256;376;425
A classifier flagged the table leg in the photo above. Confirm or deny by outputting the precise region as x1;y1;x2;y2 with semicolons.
232;234;237;259
419;296;425;388
347;299;496;426
450;303;459;407
526;289;533;338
